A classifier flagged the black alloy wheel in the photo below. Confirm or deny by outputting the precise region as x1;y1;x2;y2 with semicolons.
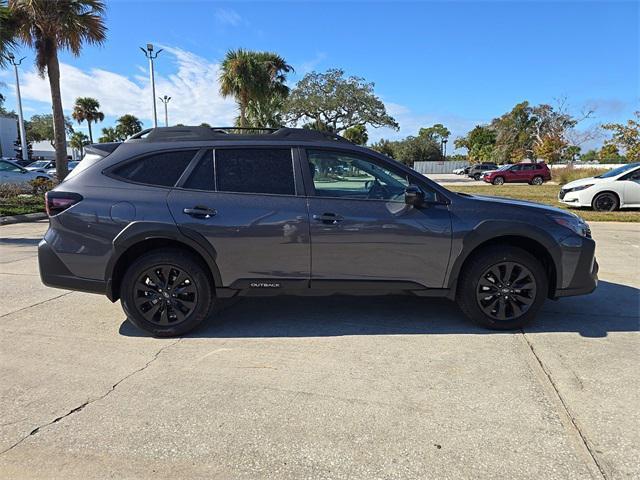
475;262;536;321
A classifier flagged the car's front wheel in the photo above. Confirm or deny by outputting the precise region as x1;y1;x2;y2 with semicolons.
592;192;619;212
474;173;481;180
121;248;214;337
457;246;548;330
492;176;505;185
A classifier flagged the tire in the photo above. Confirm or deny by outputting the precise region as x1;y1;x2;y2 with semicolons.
121;248;214;337
531;176;544;186
591;192;619;212
474;173;481;180
456;246;548;330
492;176;505;185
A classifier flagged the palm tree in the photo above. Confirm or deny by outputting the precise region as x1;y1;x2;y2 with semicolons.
4;0;107;180
72;97;104;143
219;49;292;128
115;114;142;139
68;131;89;157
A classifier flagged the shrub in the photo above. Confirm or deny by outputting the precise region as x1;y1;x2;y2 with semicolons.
28;177;57;195
552;167;608;185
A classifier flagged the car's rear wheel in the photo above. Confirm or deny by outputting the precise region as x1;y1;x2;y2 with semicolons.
121;248;214;337
457;246;548;330
492;176;505;185
474;173;481;180
592;192;619;212
531;176;544;185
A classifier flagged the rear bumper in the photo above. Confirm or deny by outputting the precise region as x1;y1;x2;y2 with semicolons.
38;239;107;295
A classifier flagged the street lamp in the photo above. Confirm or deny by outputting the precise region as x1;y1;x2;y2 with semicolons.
139;43;163;128
159;95;171;127
5;53;28;162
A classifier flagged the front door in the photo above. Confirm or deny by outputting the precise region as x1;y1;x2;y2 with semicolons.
620;167;640;206
167;148;310;288
303;149;452;288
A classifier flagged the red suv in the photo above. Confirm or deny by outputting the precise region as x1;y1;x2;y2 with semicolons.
483;162;551;185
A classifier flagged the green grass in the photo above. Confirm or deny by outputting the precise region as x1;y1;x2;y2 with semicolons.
451;184;640;222
0;195;45;216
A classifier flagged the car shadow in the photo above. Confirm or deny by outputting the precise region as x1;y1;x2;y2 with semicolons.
0;237;41;246
119;280;639;339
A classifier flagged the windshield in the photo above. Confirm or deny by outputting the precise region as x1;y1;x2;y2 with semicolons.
496;165;511;171
596;162;640;179
28;161;49;168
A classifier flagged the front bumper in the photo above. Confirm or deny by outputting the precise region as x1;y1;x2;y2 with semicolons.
38;239;107;295
553;236;598;298
558;188;592;207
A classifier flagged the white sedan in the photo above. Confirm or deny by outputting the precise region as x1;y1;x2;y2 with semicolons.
559;162;640;211
0;159;52;185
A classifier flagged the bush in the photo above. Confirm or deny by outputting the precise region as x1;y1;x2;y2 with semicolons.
552;167;608;185
28;177;57;195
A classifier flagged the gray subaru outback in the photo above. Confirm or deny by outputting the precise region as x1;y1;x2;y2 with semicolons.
38;127;598;337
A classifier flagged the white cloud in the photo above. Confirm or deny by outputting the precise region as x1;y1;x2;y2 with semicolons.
18;46;238;128
297;52;327;76
215;7;245;27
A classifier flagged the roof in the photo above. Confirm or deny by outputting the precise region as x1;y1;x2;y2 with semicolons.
126;126;352;144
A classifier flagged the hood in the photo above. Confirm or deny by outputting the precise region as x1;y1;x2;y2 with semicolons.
562;176;604;190
460;192;571;216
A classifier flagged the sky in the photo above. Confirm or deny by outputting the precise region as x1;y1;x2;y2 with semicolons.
0;0;638;150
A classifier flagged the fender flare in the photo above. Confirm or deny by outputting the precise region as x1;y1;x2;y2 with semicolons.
105;221;222;300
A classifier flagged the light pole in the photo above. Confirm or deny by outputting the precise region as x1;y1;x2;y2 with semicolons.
442;138;448;159
139;43;163;128
5;53;28;162
159;95;171;127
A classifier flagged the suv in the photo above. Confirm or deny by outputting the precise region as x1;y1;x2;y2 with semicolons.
38;127;598;337
468;163;498;180
484;162;552;185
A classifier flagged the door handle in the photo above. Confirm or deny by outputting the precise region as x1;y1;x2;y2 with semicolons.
313;213;343;225
183;206;217;219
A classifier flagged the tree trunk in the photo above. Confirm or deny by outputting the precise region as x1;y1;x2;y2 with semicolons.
47;48;68;180
87;120;93;143
239;92;248;128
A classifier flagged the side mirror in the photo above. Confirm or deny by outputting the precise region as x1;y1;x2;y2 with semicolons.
404;185;425;207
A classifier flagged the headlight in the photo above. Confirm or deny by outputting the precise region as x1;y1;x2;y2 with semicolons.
550;214;590;237
564;184;594;193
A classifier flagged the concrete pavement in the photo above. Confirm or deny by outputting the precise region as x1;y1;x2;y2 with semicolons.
0;220;638;479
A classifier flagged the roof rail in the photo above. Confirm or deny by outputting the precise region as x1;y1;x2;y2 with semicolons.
126;126;352;143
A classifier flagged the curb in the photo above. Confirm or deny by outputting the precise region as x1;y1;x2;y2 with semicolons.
0;212;47;226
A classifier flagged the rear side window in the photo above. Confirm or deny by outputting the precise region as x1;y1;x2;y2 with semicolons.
215;148;294;195
112;150;196;187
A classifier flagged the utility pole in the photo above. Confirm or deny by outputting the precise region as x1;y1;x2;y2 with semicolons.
6;53;28;162
140;43;163;128
443;138;448;159
159;95;171;127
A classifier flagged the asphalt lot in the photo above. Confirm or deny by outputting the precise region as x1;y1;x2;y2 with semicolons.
1;220;638;479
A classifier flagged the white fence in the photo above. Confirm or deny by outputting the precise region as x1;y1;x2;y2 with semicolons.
413;161;469;174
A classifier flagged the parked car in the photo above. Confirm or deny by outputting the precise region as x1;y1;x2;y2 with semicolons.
25;160;56;173
0;159;51;185
45;161;79;177
3;157;33;168
559;162;640;211
468;163;498;180
483;162;552;185
38;127;598;337
452;166;469;175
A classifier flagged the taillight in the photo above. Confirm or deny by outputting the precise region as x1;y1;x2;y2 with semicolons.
45;191;83;216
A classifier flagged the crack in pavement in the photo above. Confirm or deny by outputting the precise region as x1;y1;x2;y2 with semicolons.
0;292;74;319
519;331;608;480
0;338;181;456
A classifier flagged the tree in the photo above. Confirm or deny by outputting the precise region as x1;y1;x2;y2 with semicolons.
98;127;120;143
4;0;107;180
370;139;395;158
490;101;537;162
245;94;285;128
26;114;73;146
419;124;450;144
68;131;89;157
285;69;398;133
219;49;293;128
564;145;581;162
343;125;368;145
114;114;142;139
72;97;104;143
454;125;496;163
580;149;598;163
598;144;625;163
602;112;640;162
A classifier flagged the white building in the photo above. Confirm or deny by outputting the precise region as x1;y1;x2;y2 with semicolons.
0;116;18;159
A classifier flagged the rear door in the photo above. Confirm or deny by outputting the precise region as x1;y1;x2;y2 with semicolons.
302;148;452;288
167;147;310;289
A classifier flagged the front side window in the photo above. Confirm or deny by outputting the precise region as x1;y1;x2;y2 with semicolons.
0;161;24;173
112;150;196;187
215;148;295;195
307;150;409;201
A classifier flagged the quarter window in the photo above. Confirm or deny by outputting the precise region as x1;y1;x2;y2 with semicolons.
215;148;295;195
307;150;409;201
112;150;196;187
